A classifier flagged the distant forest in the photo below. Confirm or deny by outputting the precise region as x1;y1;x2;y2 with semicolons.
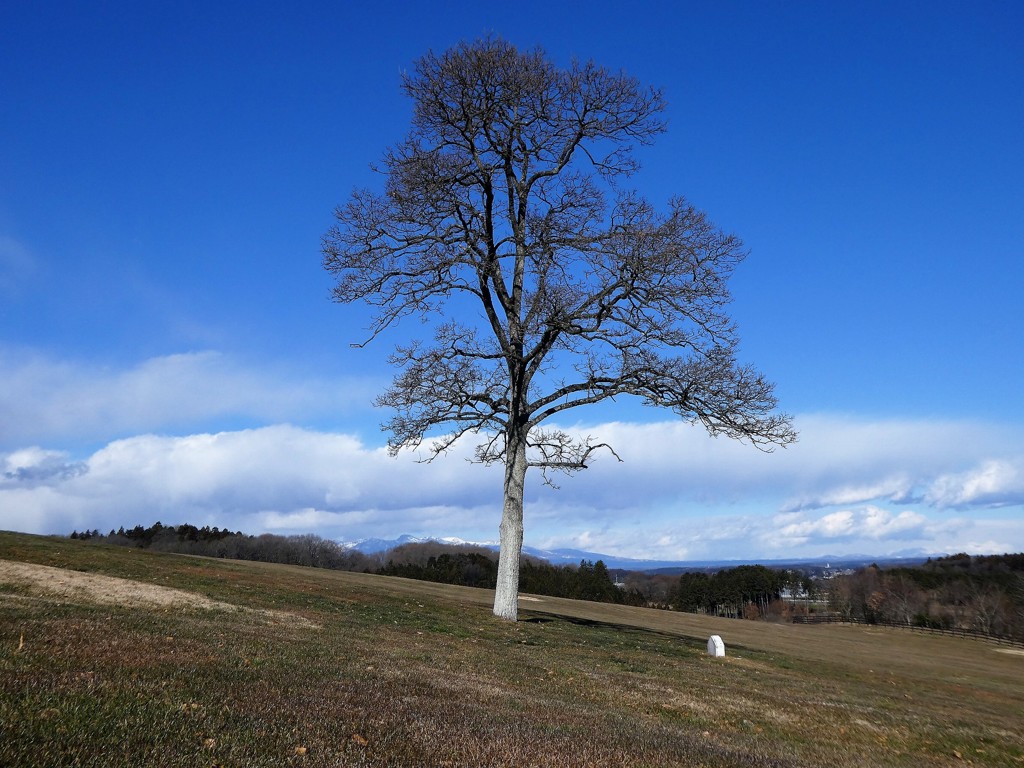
70;524;1023;641
824;554;1024;641
70;523;638;606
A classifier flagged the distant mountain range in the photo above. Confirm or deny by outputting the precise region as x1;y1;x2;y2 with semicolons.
340;534;938;572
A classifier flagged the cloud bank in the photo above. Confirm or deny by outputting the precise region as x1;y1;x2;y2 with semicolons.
3;416;1022;561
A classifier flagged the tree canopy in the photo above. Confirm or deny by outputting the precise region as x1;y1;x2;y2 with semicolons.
323;39;796;620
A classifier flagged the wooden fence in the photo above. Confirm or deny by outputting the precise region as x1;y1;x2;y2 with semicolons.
791;614;1024;648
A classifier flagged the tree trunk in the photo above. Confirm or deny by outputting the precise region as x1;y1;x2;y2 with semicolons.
493;429;528;620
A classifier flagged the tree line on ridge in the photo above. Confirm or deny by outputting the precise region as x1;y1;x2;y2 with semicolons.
68;523;1023;640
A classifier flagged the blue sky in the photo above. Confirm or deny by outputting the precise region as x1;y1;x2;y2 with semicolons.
2;1;1022;560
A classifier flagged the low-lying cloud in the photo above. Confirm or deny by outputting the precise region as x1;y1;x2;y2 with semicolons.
2;415;1022;560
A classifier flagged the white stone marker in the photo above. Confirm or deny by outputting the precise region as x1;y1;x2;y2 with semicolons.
707;634;725;657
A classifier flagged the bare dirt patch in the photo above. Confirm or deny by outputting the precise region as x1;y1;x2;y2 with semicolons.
0;559;320;628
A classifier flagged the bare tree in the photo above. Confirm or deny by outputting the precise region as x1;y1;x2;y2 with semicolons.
323;39;796;620
881;573;925;626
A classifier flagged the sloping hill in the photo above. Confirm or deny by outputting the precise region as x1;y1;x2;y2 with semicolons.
1;531;1021;767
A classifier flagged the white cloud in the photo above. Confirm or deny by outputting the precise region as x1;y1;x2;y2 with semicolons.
780;476;915;512
5;345;1021;520
0;425;502;540
1;447;86;485
787;509;856;539
529;504;999;562
771;506;930;547
765;415;1022;512
0;347;380;448
1;413;1022;560
924;458;1024;508
515;415;1023;514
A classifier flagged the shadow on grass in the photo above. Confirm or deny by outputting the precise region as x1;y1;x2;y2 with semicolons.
519;609;760;655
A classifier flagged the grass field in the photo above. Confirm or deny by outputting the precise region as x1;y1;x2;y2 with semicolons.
1;531;1022;767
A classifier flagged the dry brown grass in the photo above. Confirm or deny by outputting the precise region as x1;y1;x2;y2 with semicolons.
1;532;1021;767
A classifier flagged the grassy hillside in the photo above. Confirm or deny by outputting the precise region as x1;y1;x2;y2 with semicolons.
1;531;1021;767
